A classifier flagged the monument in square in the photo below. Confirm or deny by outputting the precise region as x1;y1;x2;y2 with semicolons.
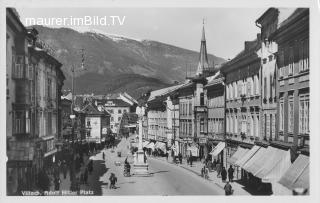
132;105;150;176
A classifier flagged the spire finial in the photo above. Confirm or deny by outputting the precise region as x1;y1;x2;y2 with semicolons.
201;18;206;41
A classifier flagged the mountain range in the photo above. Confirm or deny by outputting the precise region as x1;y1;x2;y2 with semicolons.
33;25;226;98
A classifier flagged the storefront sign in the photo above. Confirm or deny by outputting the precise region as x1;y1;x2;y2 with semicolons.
102;127;107;134
199;137;207;144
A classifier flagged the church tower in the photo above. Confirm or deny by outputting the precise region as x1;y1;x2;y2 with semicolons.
196;21;212;76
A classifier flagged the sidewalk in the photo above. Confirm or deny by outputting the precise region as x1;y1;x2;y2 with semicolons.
150;156;250;195
49;153;93;191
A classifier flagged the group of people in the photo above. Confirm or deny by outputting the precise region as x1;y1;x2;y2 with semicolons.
79;160;94;185
200;159;235;195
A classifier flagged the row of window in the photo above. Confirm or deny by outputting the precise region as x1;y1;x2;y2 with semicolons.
105;108;128;114
279;93;309;134
180;102;193;116
208;118;224;134
207;96;224;108
226;113;260;137
263;73;276;100
180;119;192;136
278;39;309;78
226;74;260;100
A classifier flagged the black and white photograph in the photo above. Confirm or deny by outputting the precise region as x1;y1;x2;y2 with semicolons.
1;0;320;200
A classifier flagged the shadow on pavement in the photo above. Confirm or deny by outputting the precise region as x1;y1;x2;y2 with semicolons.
86;160;109;195
150;170;169;175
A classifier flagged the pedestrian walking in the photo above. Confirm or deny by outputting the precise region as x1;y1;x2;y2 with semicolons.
213;159;217;170
109;173;117;189
178;153;182;164
221;167;227;182
190;156;193;166
88;160;93;174
228;165;234;182
54;176;61;191
84;167;88;185
224;181;233;195
216;161;221;177
102;152;105;160
201;166;205;177
204;167;209;180
165;152;169;161
62;161;67;179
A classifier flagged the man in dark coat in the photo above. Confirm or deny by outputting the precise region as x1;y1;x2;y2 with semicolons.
228;165;235;182
224;181;233;195
178;153;182;164
109;173;117;189
83;167;89;185
54;176;61;191
221;167;227;182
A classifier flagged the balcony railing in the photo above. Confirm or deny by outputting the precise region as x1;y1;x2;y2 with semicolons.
194;105;207;113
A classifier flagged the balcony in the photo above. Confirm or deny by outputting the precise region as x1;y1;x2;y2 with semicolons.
194;105;207;113
14;80;31;107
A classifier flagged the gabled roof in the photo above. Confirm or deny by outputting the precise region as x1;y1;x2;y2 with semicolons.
148;83;185;101
81;103;110;116
96;98;131;107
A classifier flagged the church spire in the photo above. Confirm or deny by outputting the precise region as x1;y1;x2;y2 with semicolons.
196;20;209;76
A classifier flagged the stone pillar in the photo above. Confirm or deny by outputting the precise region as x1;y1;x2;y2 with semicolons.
133;106;150;176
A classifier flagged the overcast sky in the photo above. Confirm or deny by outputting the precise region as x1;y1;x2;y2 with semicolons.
16;8;266;59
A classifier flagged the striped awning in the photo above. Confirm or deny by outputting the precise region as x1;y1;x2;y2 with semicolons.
155;141;167;152
257;147;291;183
278;154;309;190
235;145;260;167
210;142;225;157
143;141;150;148
242;146;268;173
145;142;155;150
228;147;249;165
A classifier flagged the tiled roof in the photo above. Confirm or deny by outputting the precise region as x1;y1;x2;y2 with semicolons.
148;83;185;101
96;98;131;107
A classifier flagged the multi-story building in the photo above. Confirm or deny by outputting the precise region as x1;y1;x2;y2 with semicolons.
6;8;65;195
204;71;225;161
81;103;110;144
95;99;132;133
271;8;309;154
178;25;216;159
256;9;278;142
221;36;262;166
146;85;182;154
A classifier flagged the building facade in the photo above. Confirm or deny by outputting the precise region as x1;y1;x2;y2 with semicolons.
95;99;131;134
81;103;110;144
256;9;278;142
221;37;262;165
204;72;225;161
6;8;65;195
271;8;309;154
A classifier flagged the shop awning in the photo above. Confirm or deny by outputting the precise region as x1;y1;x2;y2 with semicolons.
145;142;155;150
278;154;309;190
143;141;150;148
210;142;225;157
155;141;167;152
235;145;260;167
256;147;291;183
228;147;249;165
242;146;268;174
187;145;199;156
